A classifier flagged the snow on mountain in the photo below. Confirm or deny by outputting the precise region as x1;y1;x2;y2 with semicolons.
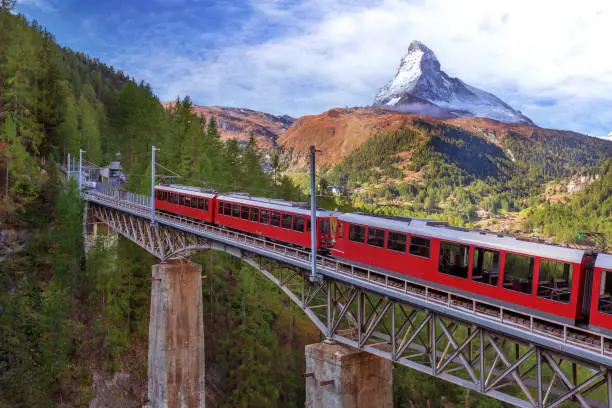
374;41;534;125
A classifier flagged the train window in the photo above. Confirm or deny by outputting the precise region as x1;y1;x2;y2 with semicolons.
271;211;281;227
537;259;572;303
409;236;430;258
439;241;469;279
249;207;259;222
503;253;534;294
205;199;209;211
387;232;406;252
241;205;250;220
307;219;311;232
293;216;305;232
337;222;344;238
167;193;172;203
367;228;385;248
599;271;612;315
179;195;185;206
223;202;231;216
282;214;292;229
349;224;366;244
218;201;223;213
198;198;204;210
173;194;179;204
472;247;500;286
232;204;241;218
321;220;330;234
156;191;161;200
260;209;270;224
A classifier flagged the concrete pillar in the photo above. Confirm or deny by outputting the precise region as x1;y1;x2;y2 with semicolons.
148;260;205;408
305;342;393;408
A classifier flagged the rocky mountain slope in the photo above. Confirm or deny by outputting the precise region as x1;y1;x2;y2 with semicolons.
279;107;609;170
163;103;295;148
374;41;533;124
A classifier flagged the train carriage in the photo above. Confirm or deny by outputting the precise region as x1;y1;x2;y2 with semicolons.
215;194;335;250
589;254;612;336
332;213;587;325
154;185;216;223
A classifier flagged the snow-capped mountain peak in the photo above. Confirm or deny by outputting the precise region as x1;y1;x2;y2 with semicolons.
374;41;534;125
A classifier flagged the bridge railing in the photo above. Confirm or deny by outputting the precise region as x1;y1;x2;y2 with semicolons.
83;189;612;364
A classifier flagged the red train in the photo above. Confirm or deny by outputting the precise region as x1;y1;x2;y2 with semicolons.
154;185;612;336
154;185;335;250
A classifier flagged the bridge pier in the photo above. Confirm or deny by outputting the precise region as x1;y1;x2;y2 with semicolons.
305;341;393;408
148;260;205;408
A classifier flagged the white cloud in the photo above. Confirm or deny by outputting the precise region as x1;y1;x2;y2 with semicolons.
17;0;55;12
116;0;612;134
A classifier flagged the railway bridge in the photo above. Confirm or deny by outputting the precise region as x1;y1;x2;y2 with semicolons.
69;164;612;408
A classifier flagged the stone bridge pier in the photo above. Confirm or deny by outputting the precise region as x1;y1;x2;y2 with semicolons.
305;341;393;408
148;260;205;408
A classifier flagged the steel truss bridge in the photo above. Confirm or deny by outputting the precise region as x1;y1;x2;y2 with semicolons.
83;189;612;408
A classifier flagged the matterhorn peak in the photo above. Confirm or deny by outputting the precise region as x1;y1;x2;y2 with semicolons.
374;41;534;125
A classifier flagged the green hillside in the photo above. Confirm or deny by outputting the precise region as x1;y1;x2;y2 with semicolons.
326;120;612;226
526;158;612;244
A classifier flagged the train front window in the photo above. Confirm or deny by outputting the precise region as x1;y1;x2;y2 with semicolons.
503;253;534;294
349;224;366;244
293;216;305;232
320;220;330;234
409;236;430;258
537;259;572;304
472;247;500;286
599;271;612;315
367;228;385;248
260;209;270;224
232;204;241;218
439;241;469;279
270;211;281;227
241;205;250;220
282;214;292;229
250;208;259;222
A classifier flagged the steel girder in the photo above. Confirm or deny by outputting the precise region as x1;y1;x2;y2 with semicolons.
89;203;211;260
237;256;612;408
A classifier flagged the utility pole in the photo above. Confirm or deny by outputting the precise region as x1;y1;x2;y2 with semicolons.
67;152;71;176
78;149;85;190
309;146;322;283
151;145;160;224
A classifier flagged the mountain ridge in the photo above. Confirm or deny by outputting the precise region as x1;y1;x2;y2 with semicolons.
162;102;295;148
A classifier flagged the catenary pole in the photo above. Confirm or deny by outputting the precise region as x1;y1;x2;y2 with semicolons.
151;145;159;224
78;149;85;190
309;146;322;283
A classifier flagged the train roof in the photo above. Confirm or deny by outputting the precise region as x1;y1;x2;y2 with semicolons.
339;213;585;264
217;193;334;217
155;184;217;199
595;253;612;270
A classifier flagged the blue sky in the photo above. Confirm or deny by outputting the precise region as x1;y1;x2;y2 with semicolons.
16;0;612;137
